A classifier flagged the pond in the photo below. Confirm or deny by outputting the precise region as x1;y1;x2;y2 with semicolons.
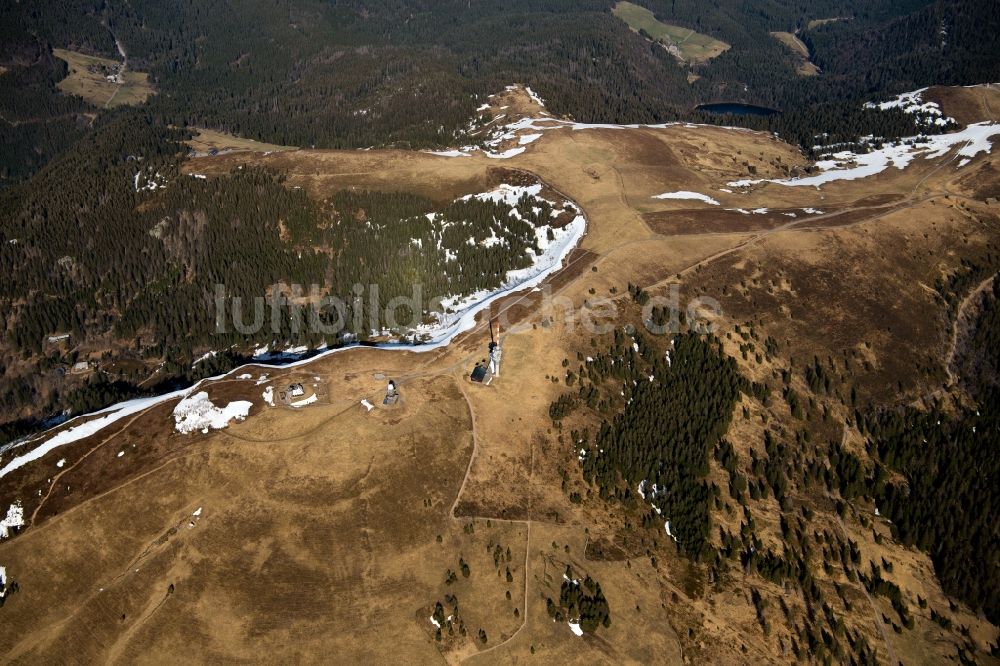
695;102;780;117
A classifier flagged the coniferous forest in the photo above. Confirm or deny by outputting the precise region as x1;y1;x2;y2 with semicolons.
550;281;1000;654
0;108;574;429
3;0;999;186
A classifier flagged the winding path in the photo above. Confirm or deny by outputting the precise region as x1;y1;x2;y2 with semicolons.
944;273;996;386
453;371;534;663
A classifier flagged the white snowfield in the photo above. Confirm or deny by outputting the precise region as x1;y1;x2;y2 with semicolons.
525;86;546;106
422;149;470;158
863;87;955;127
443;114;748;160
728;121;1000;189
172;392;252;435
290;394;318;408
0;500;24;539
652;190;721;205
1;501;24;539
0;391;191;479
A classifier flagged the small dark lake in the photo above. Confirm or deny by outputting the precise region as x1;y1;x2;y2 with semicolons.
695;102;780;117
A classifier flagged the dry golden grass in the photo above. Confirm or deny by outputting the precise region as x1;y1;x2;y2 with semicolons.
3;85;1000;663
769;31;820;76
185;128;298;155
613;1;730;64
925;83;1000;125
806;17;850;30
52;48;154;108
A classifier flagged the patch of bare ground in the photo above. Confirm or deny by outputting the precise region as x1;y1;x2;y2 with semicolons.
184;127;298;155
52;48;154;108
957;160;1000;201
769;31;820;76
684;200;997;406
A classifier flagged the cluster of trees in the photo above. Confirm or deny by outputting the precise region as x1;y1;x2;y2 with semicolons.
0;53;89;186
827;278;1000;625
551;327;765;559
857;385;1000;624
0;2;110;185
546;278;998;658
957;275;1000;394
934;256;1000;319
430;595;467;642
545;568;611;633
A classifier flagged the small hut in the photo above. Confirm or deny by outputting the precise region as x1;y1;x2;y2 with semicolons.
470;363;493;385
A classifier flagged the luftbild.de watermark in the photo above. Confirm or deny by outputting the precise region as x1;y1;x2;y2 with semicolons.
212;282;722;340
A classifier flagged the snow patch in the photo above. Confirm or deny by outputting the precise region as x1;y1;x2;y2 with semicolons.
729;122;1000;189
1;502;24;539
863;88;956;127
0;392;187;479
173;392;252;434
525;86;546;106
568;621;584;637
290;394;318;408
486;146;526;159
424;149;471;158
652;191;720;205
361;399;374;412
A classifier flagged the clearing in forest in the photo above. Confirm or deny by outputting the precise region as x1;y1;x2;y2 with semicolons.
52;48;154;108
185;128;299;155
806;16;851;30
612;1;730;64
769;31;820;76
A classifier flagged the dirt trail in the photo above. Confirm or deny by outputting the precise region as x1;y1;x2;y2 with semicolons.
29;404;161;526
453;379;533;663
945;273;996;386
